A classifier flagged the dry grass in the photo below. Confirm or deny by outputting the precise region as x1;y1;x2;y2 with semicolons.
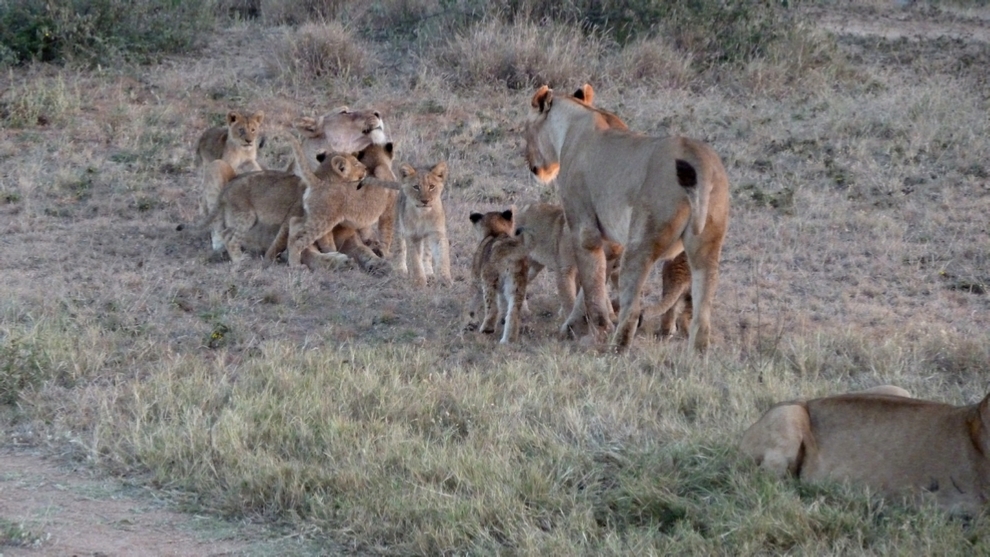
2;2;990;554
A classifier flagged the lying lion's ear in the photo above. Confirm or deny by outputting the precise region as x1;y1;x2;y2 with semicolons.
430;161;448;181
532;85;553;112
573;84;594;105
399;163;416;178
295;116;322;138
469;212;484;224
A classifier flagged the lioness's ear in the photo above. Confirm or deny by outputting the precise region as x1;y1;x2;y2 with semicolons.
226;111;240;125
430;161;448;181
316;152;327;163
469;212;484;224
573;84;594;105
399;163;417;179
501;209;513;221
532;85;553;112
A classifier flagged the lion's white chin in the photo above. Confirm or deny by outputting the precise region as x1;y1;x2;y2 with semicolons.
368;127;388;145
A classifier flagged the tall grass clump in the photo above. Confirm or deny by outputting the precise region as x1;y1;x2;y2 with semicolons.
269;21;376;84
0;0;214;67
0;73;80;129
437;18;608;90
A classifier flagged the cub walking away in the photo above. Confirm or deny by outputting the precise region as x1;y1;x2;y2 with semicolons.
463;209;532;344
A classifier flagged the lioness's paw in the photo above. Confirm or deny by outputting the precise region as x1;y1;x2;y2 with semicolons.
364;258;392;277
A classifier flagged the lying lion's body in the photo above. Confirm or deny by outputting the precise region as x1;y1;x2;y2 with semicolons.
464;210;531;344
525;84;729;351
740;387;990;515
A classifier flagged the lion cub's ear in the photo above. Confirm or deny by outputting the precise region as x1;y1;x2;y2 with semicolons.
331;155;352;177
384;142;394;156
226;111;242;125
250;111;265;124
572;84;594;104
500;209;513;222
532;85;553;112
430;161;448;182
469;212;484;224
399;163;417;179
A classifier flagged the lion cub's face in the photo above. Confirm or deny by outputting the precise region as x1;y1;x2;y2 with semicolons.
357;142;396;181
398;161;447;208
227;110;264;148
469;209;515;242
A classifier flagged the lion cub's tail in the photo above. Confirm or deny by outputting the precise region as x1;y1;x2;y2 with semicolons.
674;139;715;237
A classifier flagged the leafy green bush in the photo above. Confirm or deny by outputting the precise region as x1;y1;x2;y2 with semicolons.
0;0;215;66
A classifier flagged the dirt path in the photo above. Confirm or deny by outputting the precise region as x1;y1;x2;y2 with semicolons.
0;448;254;556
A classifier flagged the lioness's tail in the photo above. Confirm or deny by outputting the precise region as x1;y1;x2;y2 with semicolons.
675;138;717;237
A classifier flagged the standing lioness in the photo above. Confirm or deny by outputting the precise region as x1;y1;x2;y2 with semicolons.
741;388;990;515
524;84;729;351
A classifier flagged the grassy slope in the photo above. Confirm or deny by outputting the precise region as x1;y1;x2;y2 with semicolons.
1;2;990;554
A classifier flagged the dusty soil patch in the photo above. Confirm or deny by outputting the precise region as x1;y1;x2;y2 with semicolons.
0;449;251;556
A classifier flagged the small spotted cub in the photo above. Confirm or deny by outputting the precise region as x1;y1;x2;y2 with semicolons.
464;209;533;344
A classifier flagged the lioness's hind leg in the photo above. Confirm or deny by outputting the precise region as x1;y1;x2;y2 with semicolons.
685;239;722;352
611;241;657;349
740;403;812;477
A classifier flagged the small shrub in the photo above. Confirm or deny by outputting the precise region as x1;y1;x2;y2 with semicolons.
437;18;607;90
608;37;695;89
270;22;376;82
260;0;352;25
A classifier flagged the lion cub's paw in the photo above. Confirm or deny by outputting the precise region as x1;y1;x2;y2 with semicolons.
365;257;393;278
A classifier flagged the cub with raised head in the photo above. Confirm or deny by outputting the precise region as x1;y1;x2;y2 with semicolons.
739;386;990;515
283;137;368;267
464;209;532;344
361;161;451;286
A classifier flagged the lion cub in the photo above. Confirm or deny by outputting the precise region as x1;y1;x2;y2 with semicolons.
514;202;622;319
361;161;451;286
464;209;532;344
195;110;265;251
283;137;368;267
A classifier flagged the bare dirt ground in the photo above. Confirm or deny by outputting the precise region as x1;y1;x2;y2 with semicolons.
0;2;988;555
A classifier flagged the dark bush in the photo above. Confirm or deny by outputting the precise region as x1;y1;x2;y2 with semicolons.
0;0;214;66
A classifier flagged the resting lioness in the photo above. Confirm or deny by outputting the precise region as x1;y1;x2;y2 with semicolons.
740;386;990;515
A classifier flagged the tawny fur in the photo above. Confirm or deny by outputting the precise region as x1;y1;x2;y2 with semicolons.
284;137;368;268
525;83;729;351
740;386;990;515
463;210;532;344
195;110;266;250
194;143;391;274
514;202;622;325
362;161;452;287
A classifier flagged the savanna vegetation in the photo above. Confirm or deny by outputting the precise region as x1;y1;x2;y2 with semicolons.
1;0;989;554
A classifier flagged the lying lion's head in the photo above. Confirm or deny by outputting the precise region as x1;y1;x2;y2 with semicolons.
295;106;388;168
